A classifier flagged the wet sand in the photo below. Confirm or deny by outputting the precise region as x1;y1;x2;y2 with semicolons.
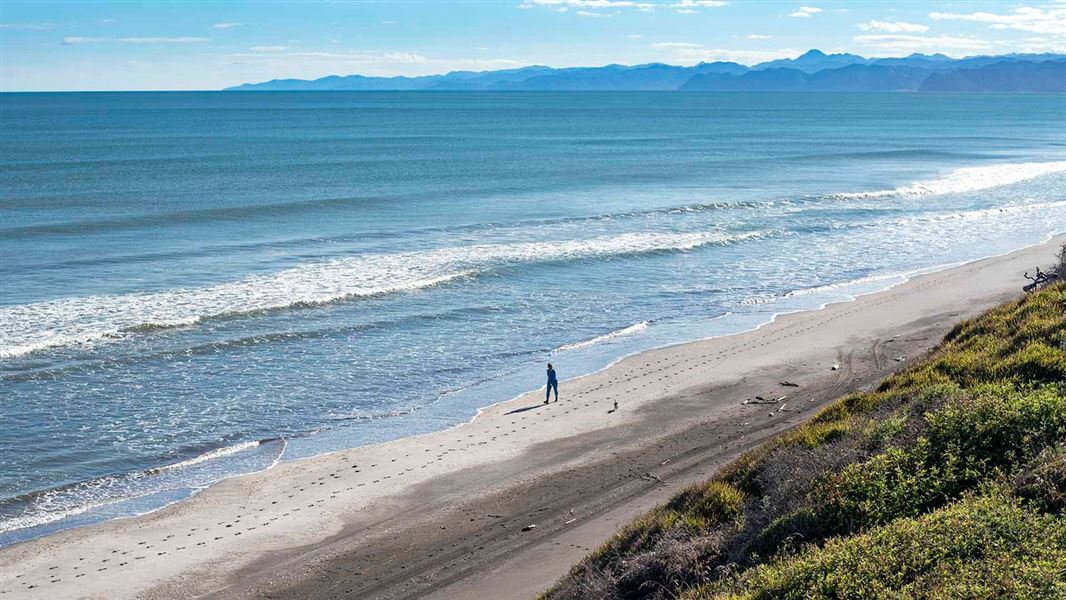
1;236;1059;600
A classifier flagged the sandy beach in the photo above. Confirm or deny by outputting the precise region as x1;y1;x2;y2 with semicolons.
1;236;1059;600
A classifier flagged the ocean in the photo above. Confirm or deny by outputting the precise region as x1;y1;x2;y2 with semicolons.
1;91;1064;545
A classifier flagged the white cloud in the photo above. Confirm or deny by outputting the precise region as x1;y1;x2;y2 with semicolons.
651;41;801;64
122;37;210;44
1;22;55;30
853;34;995;54
671;1;729;8
61;37;105;45
519;0;656;11
859;20;929;33
1015;36;1066;53
250;46;290;52
62;36;210;45
575;10;603;17
225;49;526;79
745;34;772;40
627;34;644;39
650;42;704;49
212;22;242;29
677;9;698;14
929;6;1066;35
229;50;428;65
789;6;822;18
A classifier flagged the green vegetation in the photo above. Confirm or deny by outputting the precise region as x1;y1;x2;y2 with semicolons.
543;283;1065;600
690;491;1065;600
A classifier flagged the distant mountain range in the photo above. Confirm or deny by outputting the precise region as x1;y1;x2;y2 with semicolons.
226;49;1066;92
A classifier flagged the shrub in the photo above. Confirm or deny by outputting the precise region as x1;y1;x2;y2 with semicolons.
684;492;1066;600
1014;445;1066;514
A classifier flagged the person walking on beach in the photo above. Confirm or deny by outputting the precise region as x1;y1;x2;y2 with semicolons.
545;363;559;404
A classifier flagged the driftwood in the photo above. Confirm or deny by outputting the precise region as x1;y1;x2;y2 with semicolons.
1024;266;1059;293
641;472;664;484
744;395;787;405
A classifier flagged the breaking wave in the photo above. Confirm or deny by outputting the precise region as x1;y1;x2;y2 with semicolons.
0;230;767;359
834;160;1066;199
555;321;650;352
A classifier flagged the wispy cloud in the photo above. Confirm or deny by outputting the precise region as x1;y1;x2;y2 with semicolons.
1;22;55;31
929;6;1066;35
789;6;822;18
250;46;290;52
1013;36;1066;53
575;10;603;17
62;36;210;45
650;42;704;49
225;49;526;79
745;34;772;40
212;22;242;29
859;20;929;33
123;37;210;44
627;34;644;39
61;37;105;45
853;34;995;54
651;41;799;64
519;0;655;12
671;1;729;9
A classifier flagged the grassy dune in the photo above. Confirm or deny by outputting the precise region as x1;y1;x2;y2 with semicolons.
544;283;1065;600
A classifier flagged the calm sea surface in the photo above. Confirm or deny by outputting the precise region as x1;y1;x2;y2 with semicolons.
1;92;1064;544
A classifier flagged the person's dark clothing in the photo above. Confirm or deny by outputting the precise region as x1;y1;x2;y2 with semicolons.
546;368;558;402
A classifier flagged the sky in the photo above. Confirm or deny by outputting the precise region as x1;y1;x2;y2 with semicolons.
1;1;1064;91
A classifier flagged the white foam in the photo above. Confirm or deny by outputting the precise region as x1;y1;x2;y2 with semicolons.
0;438;285;536
0;484;156;535
555;321;649;352
786;273;912;298
835;160;1066;199
0;230;764;359
150;440;264;473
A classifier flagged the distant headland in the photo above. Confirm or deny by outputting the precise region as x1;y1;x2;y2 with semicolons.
226;49;1066;92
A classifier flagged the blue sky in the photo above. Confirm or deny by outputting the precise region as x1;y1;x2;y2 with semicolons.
1;1;1064;90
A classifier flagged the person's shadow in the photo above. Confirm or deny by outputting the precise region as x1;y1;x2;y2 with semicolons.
505;404;543;415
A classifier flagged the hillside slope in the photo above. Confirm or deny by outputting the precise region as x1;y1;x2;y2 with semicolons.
543;283;1066;600
919;59;1066;92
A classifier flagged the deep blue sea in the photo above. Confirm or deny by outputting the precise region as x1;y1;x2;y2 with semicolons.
1;92;1064;545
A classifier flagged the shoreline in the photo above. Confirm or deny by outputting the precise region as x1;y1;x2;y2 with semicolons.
2;232;1046;547
0;235;1061;600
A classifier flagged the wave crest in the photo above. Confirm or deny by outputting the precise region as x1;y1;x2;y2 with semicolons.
0;230;766;359
556;321;650;352
834;160;1066;199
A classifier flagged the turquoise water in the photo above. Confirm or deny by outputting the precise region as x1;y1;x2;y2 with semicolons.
1;92;1064;544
